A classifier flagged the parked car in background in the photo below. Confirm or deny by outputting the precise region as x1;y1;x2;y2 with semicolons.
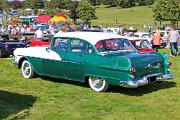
81;28;103;32
133;32;152;42
13;32;174;92
0;34;26;58
106;28;120;34
127;38;154;53
7;10;19;16
22;33;51;47
0;11;3;15
36;24;49;34
26;37;50;47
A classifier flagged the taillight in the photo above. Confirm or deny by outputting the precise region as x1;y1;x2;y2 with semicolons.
130;67;136;73
168;62;172;68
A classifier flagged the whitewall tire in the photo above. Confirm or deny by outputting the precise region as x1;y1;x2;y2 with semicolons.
21;60;35;79
88;76;109;92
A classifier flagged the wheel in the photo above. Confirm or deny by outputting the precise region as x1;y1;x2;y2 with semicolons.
21;60;35;79
88;76;109;92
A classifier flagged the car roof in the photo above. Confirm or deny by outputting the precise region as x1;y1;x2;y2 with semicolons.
125;36;147;41
134;32;150;35
54;32;125;45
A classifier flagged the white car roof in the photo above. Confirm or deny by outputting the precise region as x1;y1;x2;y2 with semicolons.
125;36;148;40
134;32;150;35
54;32;125;45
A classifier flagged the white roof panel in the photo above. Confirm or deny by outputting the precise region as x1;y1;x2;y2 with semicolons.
53;32;125;45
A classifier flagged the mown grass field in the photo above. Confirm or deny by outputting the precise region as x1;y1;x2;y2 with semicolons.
92;5;178;31
0;49;180;120
92;6;155;28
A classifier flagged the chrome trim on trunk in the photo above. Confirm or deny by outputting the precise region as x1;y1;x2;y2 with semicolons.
119;73;174;88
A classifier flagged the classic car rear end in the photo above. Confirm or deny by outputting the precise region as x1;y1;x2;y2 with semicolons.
111;52;173;88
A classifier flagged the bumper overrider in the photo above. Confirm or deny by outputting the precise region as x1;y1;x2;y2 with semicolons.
119;73;174;88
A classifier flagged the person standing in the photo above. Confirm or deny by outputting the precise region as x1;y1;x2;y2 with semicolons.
152;29;161;52
168;27;179;56
34;28;43;39
11;26;18;39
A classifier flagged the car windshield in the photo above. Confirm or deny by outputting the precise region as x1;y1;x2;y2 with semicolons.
95;38;136;54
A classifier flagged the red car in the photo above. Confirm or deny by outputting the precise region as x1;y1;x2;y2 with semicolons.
128;38;154;53
26;37;50;47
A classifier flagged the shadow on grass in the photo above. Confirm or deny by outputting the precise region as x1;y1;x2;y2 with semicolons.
40;76;176;96
41;76;88;87
0;90;37;119
109;81;176;96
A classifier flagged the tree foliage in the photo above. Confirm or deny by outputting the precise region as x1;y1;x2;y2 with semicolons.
69;1;79;24
1;0;11;11
88;0;102;5
136;0;154;5
35;0;44;9
153;0;180;25
77;0;97;24
10;0;24;9
24;0;31;9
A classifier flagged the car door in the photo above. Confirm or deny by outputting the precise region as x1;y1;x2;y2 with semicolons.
42;37;68;78
63;38;86;81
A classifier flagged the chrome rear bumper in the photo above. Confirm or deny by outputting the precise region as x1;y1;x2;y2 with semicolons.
119;73;174;88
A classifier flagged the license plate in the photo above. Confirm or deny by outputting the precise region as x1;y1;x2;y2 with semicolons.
148;76;157;83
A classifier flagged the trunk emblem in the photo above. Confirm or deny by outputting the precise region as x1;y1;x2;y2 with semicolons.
145;63;160;69
145;64;153;69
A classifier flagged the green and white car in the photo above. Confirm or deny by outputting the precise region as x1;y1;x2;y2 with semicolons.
13;32;174;92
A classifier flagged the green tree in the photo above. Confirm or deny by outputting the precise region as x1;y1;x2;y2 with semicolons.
35;0;44;9
58;0;71;9
30;0;36;9
118;0;135;8
88;0;102;5
153;0;180;25
77;0;97;25
69;1;79;24
24;0;31;9
46;8;56;17
103;0;117;7
10;0;24;9
2;0;11;11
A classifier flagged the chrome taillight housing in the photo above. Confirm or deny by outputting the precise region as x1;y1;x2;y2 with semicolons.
130;67;136;73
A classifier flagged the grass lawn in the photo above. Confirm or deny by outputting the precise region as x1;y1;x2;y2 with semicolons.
0;49;180;120
92;6;172;30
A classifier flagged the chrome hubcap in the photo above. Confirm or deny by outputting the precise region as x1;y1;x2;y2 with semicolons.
23;63;31;76
90;77;104;89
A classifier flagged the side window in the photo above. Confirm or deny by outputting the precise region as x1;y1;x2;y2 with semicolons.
54;38;68;51
70;39;86;53
87;44;95;54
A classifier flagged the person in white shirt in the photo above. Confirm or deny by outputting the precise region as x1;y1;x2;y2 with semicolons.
34;28;43;39
168;27;180;56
